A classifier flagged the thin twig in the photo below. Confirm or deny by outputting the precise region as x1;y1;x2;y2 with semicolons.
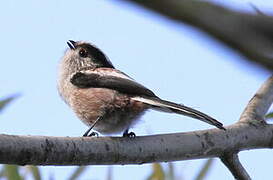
220;153;251;180
249;3;266;16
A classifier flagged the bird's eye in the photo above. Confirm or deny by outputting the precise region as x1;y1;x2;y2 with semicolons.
79;49;88;58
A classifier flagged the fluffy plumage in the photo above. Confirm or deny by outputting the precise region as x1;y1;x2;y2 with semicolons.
58;40;225;136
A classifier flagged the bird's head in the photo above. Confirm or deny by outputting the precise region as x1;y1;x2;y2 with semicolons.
62;40;114;74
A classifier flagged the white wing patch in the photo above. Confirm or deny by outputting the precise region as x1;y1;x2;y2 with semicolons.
131;96;173;113
82;68;133;80
131;96;163;106
131;96;197;115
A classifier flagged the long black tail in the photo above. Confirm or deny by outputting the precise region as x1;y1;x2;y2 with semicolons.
132;96;225;130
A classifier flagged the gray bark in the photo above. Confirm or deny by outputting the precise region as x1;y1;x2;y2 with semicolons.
0;121;272;165
221;153;251;180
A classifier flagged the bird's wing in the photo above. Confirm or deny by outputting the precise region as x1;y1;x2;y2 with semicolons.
71;68;225;130
70;68;157;97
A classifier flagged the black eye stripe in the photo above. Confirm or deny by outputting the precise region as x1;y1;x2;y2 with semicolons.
71;41;115;68
77;44;114;68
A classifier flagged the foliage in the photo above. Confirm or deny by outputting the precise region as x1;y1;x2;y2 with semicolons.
146;164;165;180
68;166;87;180
194;159;214;180
146;160;214;180
265;112;273;120
0;94;19;113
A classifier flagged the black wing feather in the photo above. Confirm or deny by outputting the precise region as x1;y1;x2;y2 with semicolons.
70;69;225;130
70;71;157;97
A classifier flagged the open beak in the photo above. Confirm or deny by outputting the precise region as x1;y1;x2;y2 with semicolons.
67;40;76;50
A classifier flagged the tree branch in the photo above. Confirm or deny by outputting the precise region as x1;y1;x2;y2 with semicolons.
0;77;272;167
219;75;273;179
220;153;251;180
0;72;272;180
0;123;272;165
118;0;273;71
240;75;273;122
0;69;273;180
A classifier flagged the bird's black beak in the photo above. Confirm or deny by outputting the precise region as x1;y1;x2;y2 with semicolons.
67;40;76;50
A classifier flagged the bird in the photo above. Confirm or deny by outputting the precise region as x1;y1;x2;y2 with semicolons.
57;40;225;137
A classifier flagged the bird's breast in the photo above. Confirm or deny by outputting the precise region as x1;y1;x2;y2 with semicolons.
69;87;147;134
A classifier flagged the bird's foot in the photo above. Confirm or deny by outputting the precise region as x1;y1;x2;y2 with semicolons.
123;129;136;138
83;131;99;137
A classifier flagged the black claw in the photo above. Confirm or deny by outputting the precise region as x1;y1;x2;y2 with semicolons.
123;130;136;138
83;131;99;137
89;132;99;137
